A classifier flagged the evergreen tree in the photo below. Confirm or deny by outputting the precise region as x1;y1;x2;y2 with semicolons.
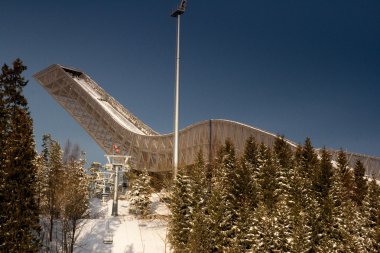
336;149;354;201
129;168;152;217
257;143;278;212
187;207;213;253
289;157;313;252
363;176;380;251
241;136;260;210
46;141;65;243
319;169;368;252
252;202;286;252
187;150;214;252
273;135;294;174
289;207;312;253
0;59;41;252
189;150;208;210
353;159;367;206
294;139;320;251
273;135;294;211
205;140;242;251
218;140;240;251
243;136;259;176
168;172;193;252
314;148;334;202
299;138;319;180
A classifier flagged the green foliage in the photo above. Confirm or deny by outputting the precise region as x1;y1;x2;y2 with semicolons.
353;160;367;206
314;148;334;201
168;173;193;252
36;136;89;252
258;143;278;211
167;136;379;252
336;149;354;201
129;168;152;217
0;59;41;252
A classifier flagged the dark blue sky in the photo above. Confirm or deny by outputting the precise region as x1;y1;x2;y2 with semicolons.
1;1;379;164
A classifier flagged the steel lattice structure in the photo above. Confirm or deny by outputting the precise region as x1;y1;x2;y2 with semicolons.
34;64;380;177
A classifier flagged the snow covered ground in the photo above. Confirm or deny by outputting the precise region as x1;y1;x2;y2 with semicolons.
74;194;170;253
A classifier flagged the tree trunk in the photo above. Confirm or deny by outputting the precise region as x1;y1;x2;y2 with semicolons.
49;214;53;242
70;219;77;253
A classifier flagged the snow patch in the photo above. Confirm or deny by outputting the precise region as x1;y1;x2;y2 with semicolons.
74;196;170;253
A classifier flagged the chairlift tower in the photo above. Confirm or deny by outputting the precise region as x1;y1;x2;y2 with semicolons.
105;154;131;216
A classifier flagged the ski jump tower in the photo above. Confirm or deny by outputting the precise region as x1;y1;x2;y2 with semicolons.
34;64;380;177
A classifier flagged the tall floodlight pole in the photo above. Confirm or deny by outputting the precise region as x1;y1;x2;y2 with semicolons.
171;0;187;180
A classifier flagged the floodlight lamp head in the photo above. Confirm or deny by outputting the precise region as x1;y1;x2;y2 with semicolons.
171;0;187;17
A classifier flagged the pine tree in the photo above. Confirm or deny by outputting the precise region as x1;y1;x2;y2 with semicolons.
251;202;277;252
363;176;380;251
207;180;226;252
353;159;367;206
231;146;259;251
317;170;345;252
218;140;240;251
314;148;334;202
187;207;213;253
241;136;260;210
299;138;319;180
46;141;64;243
204;140;242;251
293;139;320;251
187;150;215;252
289;158;313;252
168;172;193;252
257;143;278;211
336;149;354;201
318;169;368;252
273;135;294;174
129;168;152;217
0;59;41;252
189;150;208;210
243;136;259;176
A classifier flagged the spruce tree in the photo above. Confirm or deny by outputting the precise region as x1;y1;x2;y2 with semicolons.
314;148;334;207
251;202;279;252
0;59;41;252
189;150;208;210
273;135;294;173
206;140;241;251
129;168;152;217
319;169;368;252
273;135;294;211
187;150;214;252
336;149;354;201
294;139;320;251
241;136;260;210
257;143;278;212
363;176;380;251
46;141;64;243
187;207;213;253
353;159;367;206
299;138;319;180
218;140;240;251
168;172;193;252
243;136;259;176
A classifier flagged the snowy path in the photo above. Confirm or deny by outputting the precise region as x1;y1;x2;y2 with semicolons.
74;198;170;253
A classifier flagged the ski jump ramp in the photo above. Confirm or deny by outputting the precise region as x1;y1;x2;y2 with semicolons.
34;64;380;177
